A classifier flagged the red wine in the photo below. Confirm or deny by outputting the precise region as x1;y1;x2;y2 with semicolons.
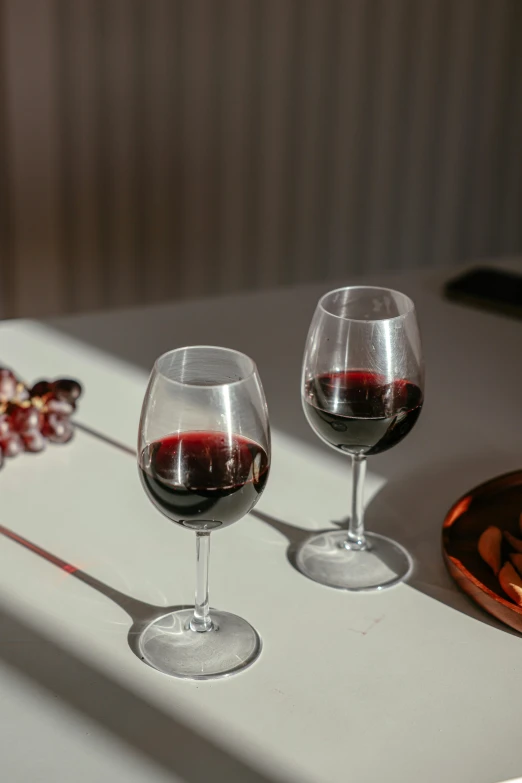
139;431;269;530
304;370;423;456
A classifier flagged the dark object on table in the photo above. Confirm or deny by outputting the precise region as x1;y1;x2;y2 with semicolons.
443;470;522;633
444;266;522;320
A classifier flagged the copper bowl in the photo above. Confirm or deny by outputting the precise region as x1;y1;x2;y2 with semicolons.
442;470;522;633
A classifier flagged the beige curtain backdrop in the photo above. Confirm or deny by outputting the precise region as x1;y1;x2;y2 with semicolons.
0;0;521;318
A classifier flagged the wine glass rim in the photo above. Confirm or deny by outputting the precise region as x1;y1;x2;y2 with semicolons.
153;345;258;388
318;285;415;322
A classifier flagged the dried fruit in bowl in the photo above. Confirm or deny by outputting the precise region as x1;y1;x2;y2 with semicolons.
504;530;522;553
478;526;502;575
499;562;522;607
509;553;522;577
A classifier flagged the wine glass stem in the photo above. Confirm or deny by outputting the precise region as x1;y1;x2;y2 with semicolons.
190;532;213;632
346;454;368;550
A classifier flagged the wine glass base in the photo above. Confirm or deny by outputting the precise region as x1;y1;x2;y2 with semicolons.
138;609;261;679
296;530;412;591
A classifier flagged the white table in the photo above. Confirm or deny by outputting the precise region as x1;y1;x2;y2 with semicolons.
1;259;521;783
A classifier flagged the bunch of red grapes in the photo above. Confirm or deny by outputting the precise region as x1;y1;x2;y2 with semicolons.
0;367;82;470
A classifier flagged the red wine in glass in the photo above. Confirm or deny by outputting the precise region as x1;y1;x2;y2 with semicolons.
304;370;423;456
139;431;269;530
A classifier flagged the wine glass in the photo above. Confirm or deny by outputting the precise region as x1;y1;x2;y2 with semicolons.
296;286;424;591
137;346;270;679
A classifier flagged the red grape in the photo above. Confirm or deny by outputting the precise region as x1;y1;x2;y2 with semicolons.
14;383;30;402
46;397;74;416
30;380;52;399
53;378;82;404
0;413;10;440
23;430;46;453
2;433;23;457
0;371;81;465
8;402;41;434
43;413;74;444
0;369;17;402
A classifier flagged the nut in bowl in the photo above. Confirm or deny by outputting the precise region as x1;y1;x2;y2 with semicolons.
443;471;522;633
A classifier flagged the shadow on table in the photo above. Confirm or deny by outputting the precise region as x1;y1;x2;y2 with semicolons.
251;510;412;579
253;453;522;639
0;526;288;783
251;510;340;570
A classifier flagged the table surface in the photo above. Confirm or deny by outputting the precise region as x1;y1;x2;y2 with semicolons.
1;259;522;783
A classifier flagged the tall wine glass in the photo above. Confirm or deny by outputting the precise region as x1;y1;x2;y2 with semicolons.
296;286;424;591
137;346;270;678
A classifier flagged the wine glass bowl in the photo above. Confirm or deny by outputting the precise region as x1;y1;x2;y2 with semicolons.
297;286;424;591
137;346;270;678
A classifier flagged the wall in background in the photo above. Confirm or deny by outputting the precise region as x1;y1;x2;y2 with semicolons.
0;0;521;318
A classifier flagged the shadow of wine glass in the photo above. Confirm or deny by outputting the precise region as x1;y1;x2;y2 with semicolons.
251;508;413;584
250;509;324;568
0;525;291;783
0;523;188;662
